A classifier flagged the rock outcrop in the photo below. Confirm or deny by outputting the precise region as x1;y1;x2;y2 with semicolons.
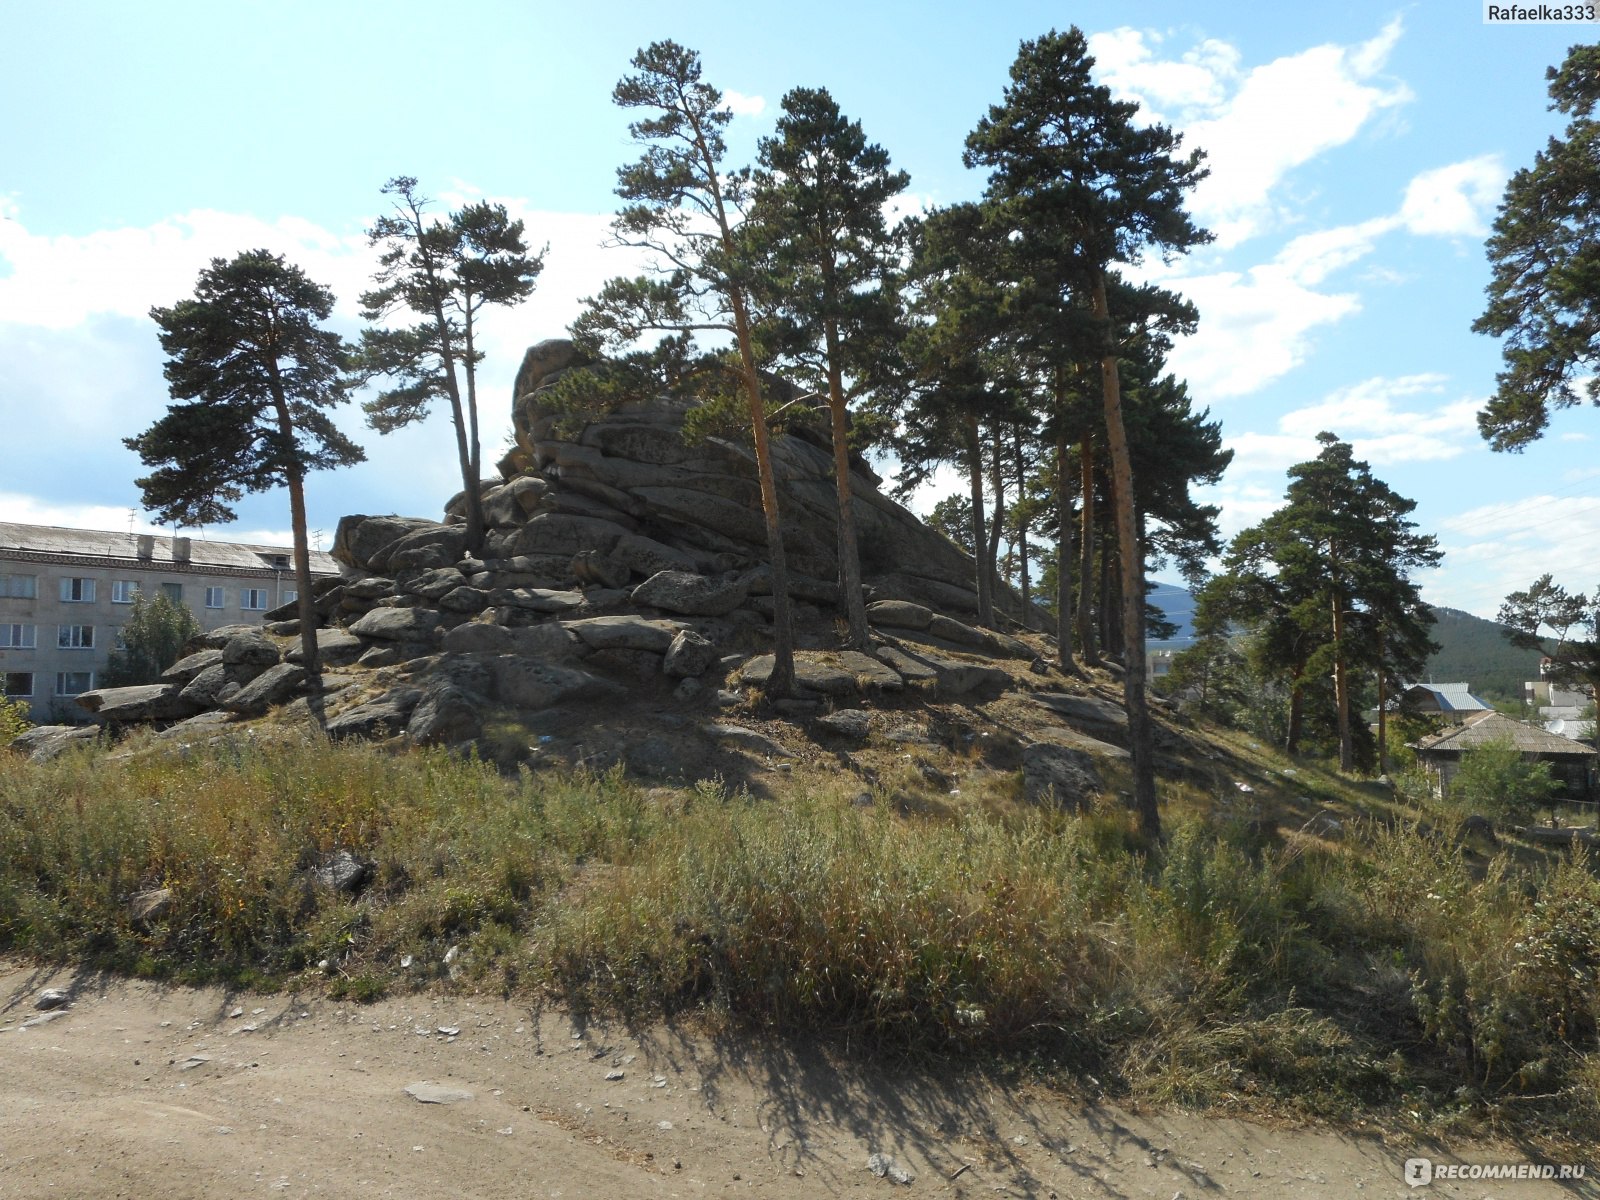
19;337;1130;788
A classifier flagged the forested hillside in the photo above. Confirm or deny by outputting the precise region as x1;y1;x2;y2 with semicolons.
1422;606;1541;703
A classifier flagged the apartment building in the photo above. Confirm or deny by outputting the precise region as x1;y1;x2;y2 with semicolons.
0;522;338;722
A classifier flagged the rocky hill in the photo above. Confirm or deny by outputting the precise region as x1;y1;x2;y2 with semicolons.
16;339;1166;805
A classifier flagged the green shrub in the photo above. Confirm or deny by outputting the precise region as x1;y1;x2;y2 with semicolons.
1448;738;1560;825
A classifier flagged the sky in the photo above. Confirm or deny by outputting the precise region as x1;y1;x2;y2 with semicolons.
2;1;1596;621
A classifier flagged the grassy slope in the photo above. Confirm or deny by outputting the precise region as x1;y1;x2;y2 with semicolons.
1;723;1597;1152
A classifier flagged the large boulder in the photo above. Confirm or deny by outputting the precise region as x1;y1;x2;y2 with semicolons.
331;516;440;572
348;607;443;642
76;684;200;724
490;658;624;709
220;663;307;716
1022;743;1103;810
631;570;748;617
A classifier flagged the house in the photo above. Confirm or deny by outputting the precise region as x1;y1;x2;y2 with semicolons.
1411;710;1597;801
1399;681;1491;717
1525;661;1594;739
0;522;338;723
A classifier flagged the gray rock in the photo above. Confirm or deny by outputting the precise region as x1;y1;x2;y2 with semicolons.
404;1082;475;1105
309;849;375;895
701;723;794;758
342;575;398;601
184;623;261;650
76;684;200;723
285;628;365;667
33;988;69;1011
221;630;281;668
491;658;624;709
1023;743;1102;810
1030;693;1127;732
571;549;631;589
563;615;682;654
325;688;423;739
406;682;485;747
349;606;443;642
436;586;489;613
380;523;468;573
161;648;224;684
488;587;586;613
871;645;1008;697
483;476;551;526
508;512;631;558
402;567;467;601
331;515;441;572
673;677;703;703
220;663;307;715
741;652;903;697
663;629;718;678
265;619;301;636
611;533;697;578
178;664;233;708
631;570;749;617
128;887;173;928
867;1153;914;1185
866;599;933;630
9;724;102;762
816;709;872;740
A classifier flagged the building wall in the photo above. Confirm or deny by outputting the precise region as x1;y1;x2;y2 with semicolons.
1;547;325;723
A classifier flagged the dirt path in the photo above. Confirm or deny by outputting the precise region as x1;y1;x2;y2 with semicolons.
0;962;1591;1199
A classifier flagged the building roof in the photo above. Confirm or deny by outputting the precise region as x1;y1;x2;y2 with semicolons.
1413;710;1597;759
1401;681;1491;714
0;522;338;575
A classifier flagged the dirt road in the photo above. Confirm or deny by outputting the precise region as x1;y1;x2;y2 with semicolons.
0;962;1590;1199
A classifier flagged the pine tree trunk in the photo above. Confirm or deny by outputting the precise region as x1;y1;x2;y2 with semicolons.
1376;625;1389;776
461;312;488;557
987;427;1005;624
1015;430;1033;629
1092;270;1159;840
1077;435;1101;666
731;292;795;698
1287;671;1304;756
1332;590;1353;772
265;365;321;696
966;412;994;627
1054;427;1076;672
823;319;868;649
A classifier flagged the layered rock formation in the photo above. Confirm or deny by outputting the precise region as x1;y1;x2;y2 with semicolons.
46;339;1081;775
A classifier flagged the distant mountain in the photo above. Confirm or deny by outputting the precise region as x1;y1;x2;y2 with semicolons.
1422;606;1541;704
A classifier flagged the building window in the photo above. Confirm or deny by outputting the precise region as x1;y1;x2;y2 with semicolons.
55;671;93;696
1;623;36;649
113;627;128;651
0;574;37;599
161;582;183;604
242;588;268;610
4;672;33;698
282;589;298;604
111;580;139;604
57;625;95;650
205;586;225;609
60;577;95;603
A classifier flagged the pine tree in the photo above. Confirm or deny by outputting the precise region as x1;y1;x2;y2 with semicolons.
572;42;798;696
1206;434;1440;770
357;177;544;555
748;87;909;650
965;28;1211;837
129;250;363;686
1475;43;1600;450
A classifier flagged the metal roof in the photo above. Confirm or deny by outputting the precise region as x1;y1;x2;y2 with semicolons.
1413;710;1597;758
0;522;338;574
1401;681;1491;713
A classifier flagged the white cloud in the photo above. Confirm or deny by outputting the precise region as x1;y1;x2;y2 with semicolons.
1428;494;1600;617
723;89;766;117
1164;264;1361;398
1093;20;1411;248
0;491;295;547
1398;155;1505;237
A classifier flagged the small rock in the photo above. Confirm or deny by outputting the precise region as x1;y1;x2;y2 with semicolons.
606;1069;625;1081
867;1153;914;1184
404;1082;475;1105
33;988;69;1011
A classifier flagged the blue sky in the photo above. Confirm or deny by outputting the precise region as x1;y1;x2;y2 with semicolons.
1;1;1594;619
